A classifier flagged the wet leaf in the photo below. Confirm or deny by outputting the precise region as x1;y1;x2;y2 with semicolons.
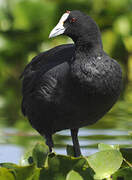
87;150;123;179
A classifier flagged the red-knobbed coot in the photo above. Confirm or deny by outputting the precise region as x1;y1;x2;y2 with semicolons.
20;10;122;157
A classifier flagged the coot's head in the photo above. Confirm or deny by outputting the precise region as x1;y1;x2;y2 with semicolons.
49;10;102;47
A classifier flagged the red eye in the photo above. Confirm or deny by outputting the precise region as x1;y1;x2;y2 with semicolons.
70;18;77;23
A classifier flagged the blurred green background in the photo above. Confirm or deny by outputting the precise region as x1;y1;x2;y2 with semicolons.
0;0;132;132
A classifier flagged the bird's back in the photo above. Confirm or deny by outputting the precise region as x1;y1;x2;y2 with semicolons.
21;44;76;134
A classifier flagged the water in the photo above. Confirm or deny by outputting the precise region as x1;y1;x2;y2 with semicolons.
55;128;131;156
0;144;24;164
0;127;131;164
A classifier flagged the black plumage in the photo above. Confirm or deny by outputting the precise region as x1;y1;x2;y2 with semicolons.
20;10;122;156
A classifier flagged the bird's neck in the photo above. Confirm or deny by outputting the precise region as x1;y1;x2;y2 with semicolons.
75;43;102;56
74;33;103;56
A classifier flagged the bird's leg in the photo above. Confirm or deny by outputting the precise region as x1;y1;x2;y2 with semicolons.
71;128;81;157
45;134;54;153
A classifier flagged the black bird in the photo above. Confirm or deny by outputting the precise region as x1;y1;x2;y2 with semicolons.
20;10;122;157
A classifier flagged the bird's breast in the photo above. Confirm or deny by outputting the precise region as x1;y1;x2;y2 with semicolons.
71;58;121;95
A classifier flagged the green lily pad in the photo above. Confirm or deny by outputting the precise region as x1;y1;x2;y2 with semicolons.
98;143;119;151
87;150;123;179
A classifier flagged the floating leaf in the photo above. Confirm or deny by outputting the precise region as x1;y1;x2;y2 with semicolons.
87;150;123;179
98;143;119;151
66;170;83;180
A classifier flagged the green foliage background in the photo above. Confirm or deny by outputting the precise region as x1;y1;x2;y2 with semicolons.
0;0;132;126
